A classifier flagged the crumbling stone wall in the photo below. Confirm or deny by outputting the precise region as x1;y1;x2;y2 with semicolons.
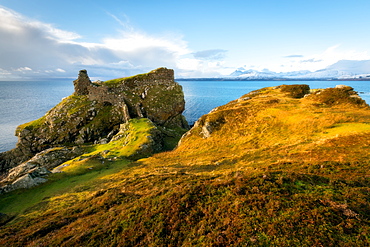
73;67;186;125
0;68;188;174
73;69;91;95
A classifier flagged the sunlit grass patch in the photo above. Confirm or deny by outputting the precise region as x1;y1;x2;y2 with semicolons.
103;72;150;87
321;122;370;136
1;85;370;246
0;158;131;218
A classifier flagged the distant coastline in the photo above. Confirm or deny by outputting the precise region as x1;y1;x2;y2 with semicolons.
176;77;370;81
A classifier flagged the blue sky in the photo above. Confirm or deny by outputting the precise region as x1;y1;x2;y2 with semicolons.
0;0;370;79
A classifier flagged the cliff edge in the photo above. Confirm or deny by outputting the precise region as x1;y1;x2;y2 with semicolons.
1;84;370;246
0;68;188;191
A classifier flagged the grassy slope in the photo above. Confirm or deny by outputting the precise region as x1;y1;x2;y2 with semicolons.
0;118;156;218
1;85;370;246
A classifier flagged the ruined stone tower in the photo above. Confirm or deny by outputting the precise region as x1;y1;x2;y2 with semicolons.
73;69;91;96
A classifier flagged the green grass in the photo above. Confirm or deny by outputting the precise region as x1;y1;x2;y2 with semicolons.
1;170;369;246
16;116;46;133
0;159;130;217
82;118;160;159
1;85;370;246
17;95;89;133
103;72;150;87
0;118;157;219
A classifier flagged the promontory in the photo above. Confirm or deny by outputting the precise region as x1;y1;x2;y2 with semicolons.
0;73;370;246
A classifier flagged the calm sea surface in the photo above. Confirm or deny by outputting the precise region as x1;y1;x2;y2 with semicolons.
1;80;369;152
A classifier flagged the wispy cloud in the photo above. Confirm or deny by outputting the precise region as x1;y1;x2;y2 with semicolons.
284;54;304;58
193;49;227;60
106;12;134;32
300;58;323;63
0;6;218;79
15;67;32;72
0;6;86;78
4;5;367;79
262;45;370;73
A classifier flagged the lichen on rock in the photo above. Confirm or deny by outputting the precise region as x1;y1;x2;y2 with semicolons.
304;84;368;107
74;67;187;127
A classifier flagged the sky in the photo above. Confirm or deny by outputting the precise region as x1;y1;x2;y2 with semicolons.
1;0;370;80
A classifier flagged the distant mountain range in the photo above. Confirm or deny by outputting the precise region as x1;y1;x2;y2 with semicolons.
229;60;370;80
178;60;370;81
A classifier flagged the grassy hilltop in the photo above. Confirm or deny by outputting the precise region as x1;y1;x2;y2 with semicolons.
0;84;370;246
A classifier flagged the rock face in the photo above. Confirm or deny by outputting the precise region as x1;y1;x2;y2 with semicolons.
180;84;368;143
0;68;188;186
0;141;83;193
73;69;91;95
306;85;367;106
0;164;50;194
74;67;186;126
279;84;310;98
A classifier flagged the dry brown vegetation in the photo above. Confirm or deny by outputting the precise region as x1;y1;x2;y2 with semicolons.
0;84;370;246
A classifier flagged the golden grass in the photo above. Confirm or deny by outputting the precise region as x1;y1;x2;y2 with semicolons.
1;85;370;246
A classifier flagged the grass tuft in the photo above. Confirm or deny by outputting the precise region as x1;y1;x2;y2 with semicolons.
1;85;370;246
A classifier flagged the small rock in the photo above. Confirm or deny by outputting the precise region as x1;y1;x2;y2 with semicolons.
100;138;108;144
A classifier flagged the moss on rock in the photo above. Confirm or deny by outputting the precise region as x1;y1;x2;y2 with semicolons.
279;84;310;98
1;68;188;175
1;84;370;246
304;85;368;107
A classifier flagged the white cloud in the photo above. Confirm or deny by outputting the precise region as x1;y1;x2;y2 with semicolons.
193;49;227;60
103;32;186;54
176;58;200;71
0;6;82;77
0;6;199;80
260;45;370;73
0;7;80;42
0;68;11;76
0;6;235;80
316;45;370;64
31;22;81;42
106;12;134;33
284;55;304;58
15;67;32;72
12;6;368;79
176;57;230;78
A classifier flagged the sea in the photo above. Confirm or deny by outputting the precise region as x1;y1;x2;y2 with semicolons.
1;80;369;153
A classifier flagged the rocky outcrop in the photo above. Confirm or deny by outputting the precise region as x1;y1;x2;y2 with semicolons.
180;84;368;142
279;84;310;98
0;147;83;193
73;69;91;95
305;84;368;106
0;165;49;194
0;68;188;180
107;118;163;160
0;148;33;179
74;67;186;126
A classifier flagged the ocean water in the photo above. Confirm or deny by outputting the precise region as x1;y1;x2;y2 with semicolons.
0;80;369;152
0;80;74;153
181;80;370;124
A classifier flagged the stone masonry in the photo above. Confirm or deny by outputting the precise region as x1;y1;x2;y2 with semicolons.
73;67;185;125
